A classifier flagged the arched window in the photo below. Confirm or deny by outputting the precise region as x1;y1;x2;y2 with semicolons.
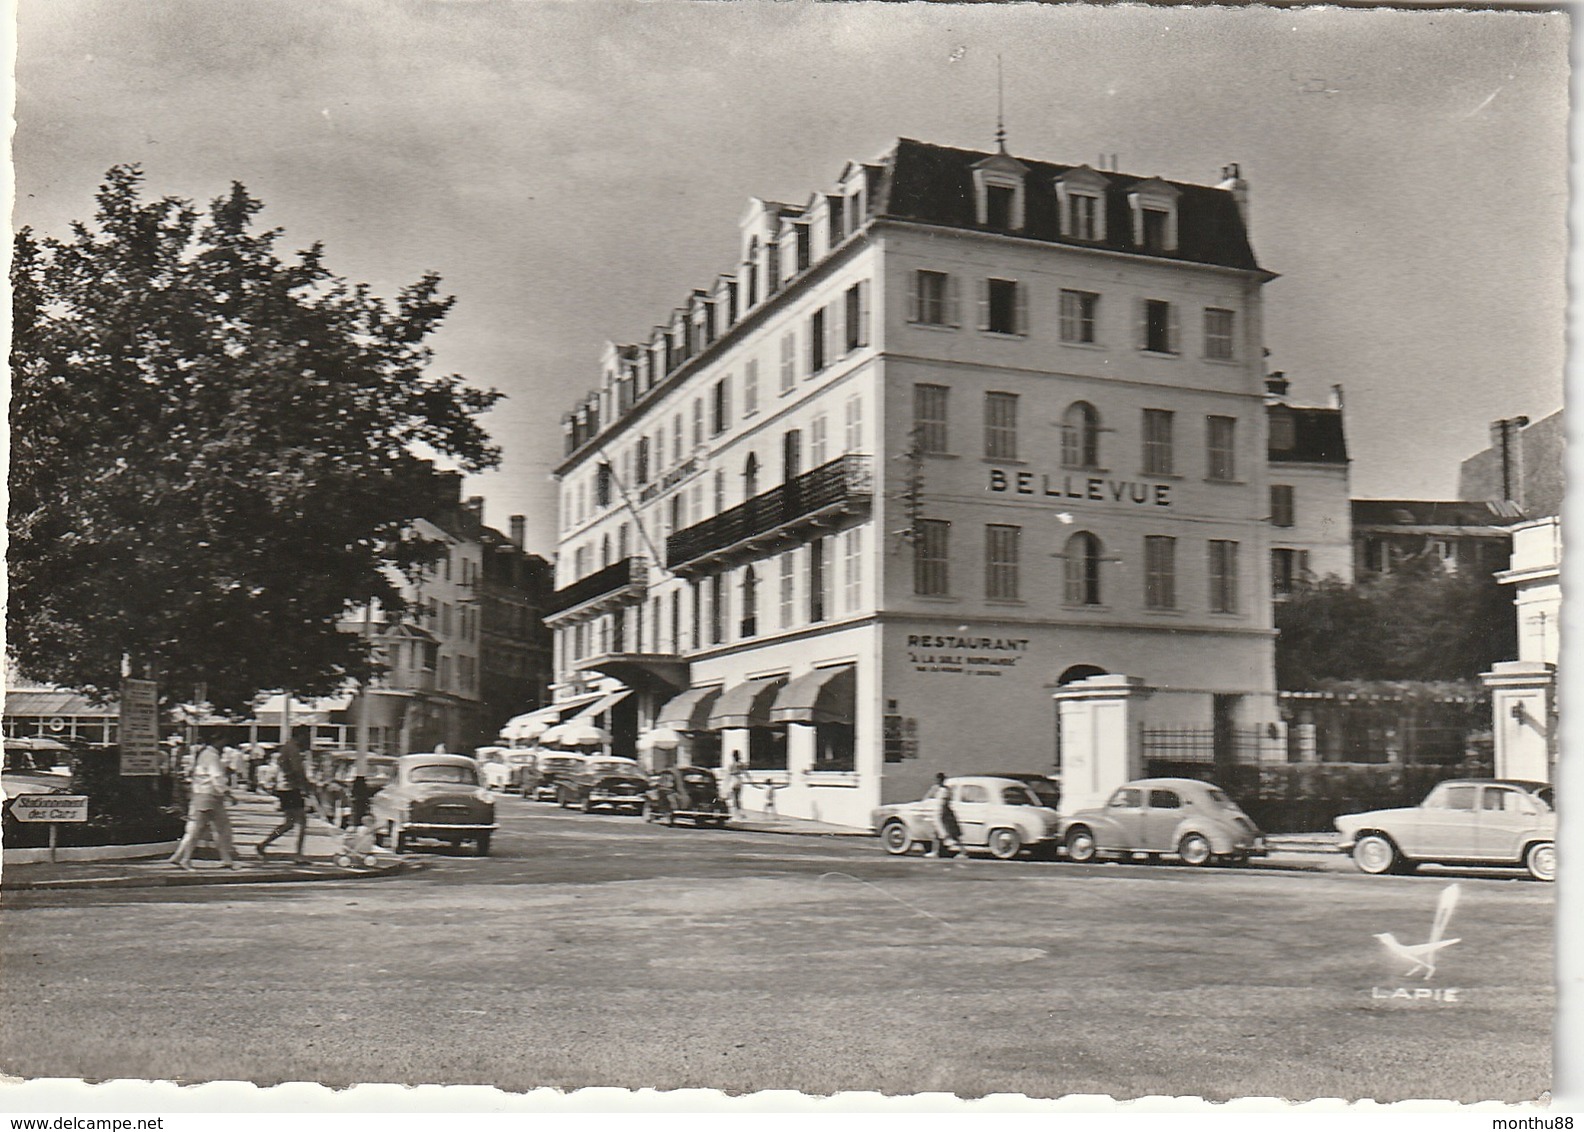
739;566;758;638
1062;402;1101;469
1064;531;1103;606
742;451;760;499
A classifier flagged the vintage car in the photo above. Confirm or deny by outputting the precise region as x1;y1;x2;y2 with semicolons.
559;756;648;814
477;747;537;793
1061;777;1266;866
989;772;1061;811
370;753;498;855
528;751;588;802
317;753;399;828
871;775;1062;859
646;765;729;827
1334;778;1555;881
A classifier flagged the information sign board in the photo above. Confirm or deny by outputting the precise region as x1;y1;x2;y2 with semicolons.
10;795;89;822
119;678;162;776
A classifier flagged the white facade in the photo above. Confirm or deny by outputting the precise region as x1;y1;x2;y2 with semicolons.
547;140;1279;827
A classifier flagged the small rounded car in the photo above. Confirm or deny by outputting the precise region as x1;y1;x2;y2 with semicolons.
371;753;498;855
477;747;538;794
1334;778;1555;881
1061;777;1266;867
317;753;399;828
559;755;648;814
528;752;588;802
871;775;1062;860
646;765;729;827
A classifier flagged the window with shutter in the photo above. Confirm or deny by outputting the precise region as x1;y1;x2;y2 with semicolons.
1209;540;1240;613
1142;409;1174;475
1207;416;1237;481
915;271;949;325
1060;290;1099;344
744;360;759;417
913;384;949;454
913;519;951;596
1064;532;1104;606
1142;299;1175;353
810;309;826;374
986;278;1020;335
1205;308;1236;360
986;524;1021;601
780;332;796;393
984;392;1018;459
1270;485;1295;528
1144;536;1176;609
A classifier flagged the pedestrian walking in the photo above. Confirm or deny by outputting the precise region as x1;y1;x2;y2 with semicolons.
924;772;964;858
221;745;245;789
167;746;238;870
725;754;746;818
257;739;314;863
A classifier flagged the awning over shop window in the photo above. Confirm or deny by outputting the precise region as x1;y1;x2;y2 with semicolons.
655;685;724;732
707;676;789;730
565;689;631;724
769;665;855;726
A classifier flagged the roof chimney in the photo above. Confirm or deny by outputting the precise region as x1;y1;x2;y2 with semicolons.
1264;371;1290;400
1329;384;1345;412
509;515;526;549
1218;162;1250;229
465;495;485;519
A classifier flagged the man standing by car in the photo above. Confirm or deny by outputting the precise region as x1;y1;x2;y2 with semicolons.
924;772;964;858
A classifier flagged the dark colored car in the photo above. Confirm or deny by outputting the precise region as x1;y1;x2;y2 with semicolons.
317;753;399;828
529;752;588;802
559;756;647;814
646;765;729;827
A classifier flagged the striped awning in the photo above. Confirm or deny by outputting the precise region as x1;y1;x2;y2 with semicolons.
770;665;855;726
655;685;725;732
564;689;631;724
707;676;789;730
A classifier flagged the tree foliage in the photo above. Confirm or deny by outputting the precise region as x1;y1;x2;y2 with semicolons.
10;166;502;712
1274;556;1517;689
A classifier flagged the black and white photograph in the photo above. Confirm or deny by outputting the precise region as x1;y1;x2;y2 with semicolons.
2;0;1572;1118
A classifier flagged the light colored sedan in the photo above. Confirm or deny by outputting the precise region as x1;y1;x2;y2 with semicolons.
371;753;498;856
871;775;1062;860
1335;778;1555;881
1061;777;1266;866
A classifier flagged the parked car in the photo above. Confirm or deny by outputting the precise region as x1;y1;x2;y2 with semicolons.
370;753;497;855
1334;778;1555;881
646;765;729;827
528;752;588;801
317;753;399;828
988;772;1061;811
560;756;648;814
477;747;537;793
1061;778;1266;866
872;775;1062;859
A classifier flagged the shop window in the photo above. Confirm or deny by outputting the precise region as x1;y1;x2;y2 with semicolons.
748;726;788;770
813;723;856;772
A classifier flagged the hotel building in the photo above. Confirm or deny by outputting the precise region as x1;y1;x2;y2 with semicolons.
546;137;1279;827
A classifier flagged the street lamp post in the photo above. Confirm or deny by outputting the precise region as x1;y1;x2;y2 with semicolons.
351;601;375;827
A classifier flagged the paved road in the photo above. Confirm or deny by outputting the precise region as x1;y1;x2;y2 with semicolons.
3;790;1554;1101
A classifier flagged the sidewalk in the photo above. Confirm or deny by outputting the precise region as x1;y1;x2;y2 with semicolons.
729;810;870;838
3;791;407;891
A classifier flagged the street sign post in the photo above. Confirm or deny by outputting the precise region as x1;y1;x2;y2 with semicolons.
11;794;89;863
119;678;161;776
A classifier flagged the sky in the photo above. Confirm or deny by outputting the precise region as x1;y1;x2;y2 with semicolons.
14;0;1570;558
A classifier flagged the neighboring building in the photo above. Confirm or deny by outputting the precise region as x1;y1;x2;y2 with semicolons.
546;137;1280;827
1458;408;1563;519
477;517;554;739
1264;373;1351;595
1350;499;1512;579
1470;409;1563;782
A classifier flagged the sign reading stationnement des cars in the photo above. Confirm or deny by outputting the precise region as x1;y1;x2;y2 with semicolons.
10;795;89;823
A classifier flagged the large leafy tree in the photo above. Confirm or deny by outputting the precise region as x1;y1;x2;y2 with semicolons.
10;166;502;712
1275;556;1517;688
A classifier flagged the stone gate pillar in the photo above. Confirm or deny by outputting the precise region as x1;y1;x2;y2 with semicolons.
1482;660;1556;782
1054;675;1153;812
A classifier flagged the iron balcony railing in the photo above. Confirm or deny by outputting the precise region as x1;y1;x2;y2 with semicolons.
548;556;648;616
666;454;873;572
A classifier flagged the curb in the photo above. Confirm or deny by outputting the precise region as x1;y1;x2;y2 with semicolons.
3;858;414;891
729;822;869;839
4;840;182;865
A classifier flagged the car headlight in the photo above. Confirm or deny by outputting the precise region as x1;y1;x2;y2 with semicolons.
472;788;493;803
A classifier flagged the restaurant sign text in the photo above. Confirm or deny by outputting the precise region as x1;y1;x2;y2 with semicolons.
904;633;1030;677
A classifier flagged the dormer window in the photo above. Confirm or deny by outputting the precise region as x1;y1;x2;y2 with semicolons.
1128;178;1181;253
972;151;1027;231
828;195;846;247
795;223;811;272
1055;166;1109;241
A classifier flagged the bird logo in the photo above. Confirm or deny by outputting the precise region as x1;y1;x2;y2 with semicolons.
1374;884;1461;980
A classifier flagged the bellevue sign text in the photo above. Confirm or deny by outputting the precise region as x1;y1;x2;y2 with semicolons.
989;469;1172;507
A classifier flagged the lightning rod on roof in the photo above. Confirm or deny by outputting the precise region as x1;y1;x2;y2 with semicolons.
996;54;1007;152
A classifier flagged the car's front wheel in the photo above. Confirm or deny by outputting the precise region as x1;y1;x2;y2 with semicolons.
1178;833;1213;866
1525;841;1556;882
880;820;914;856
987;827;1023;860
1351;833;1401;875
476;833;491;857
580;794;595;814
1064;826;1097;863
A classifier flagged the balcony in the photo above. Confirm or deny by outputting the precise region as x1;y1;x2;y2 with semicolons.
546;556;649;624
666;454;873;575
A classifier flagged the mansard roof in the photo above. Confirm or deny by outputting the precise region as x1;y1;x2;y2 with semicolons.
875;137;1261;271
1268;406;1349;465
